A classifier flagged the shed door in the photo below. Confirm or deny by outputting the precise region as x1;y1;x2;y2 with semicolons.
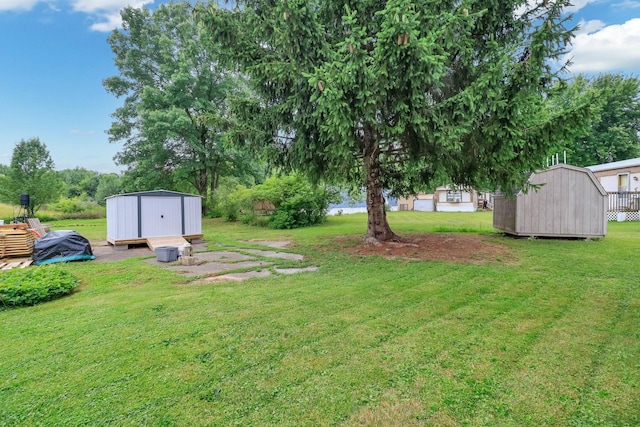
141;197;183;238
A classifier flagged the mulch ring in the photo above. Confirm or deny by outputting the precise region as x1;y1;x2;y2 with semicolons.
336;233;513;264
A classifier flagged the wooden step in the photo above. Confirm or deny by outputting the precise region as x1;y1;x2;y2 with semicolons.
146;236;189;251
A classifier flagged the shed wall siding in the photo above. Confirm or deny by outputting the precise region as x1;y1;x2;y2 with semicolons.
107;196;139;240
107;192;203;242
183;197;202;235
492;197;516;233
494;165;607;237
520;168;599;236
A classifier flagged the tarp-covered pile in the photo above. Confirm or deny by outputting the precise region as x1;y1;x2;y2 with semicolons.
33;230;95;265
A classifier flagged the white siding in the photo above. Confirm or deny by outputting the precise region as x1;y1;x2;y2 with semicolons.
437;202;476;212
414;199;434;212
599;175;619;192
183;196;202;234
107;196;139;240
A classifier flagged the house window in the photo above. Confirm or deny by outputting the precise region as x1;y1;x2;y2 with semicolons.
446;191;462;202
399;204;408;211
618;173;630;193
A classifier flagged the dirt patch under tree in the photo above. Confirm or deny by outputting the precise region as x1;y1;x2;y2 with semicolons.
336;233;511;264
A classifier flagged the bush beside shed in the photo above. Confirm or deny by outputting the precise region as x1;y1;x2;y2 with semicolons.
493;164;607;238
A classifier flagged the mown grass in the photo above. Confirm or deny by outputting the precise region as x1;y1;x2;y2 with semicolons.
1;212;639;426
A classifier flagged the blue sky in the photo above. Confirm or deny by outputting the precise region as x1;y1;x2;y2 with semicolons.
0;0;639;174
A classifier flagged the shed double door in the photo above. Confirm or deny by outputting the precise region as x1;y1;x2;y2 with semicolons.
141;197;183;237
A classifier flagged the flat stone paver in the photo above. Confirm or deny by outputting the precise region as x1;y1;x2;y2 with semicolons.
116;242;318;282
194;270;272;283
240;240;292;249
274;266;319;275
145;259;271;277
192;251;255;262
242;249;304;261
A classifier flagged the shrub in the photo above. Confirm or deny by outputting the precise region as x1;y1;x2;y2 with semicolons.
246;175;339;229
220;185;253;222
48;197;105;219
0;266;79;308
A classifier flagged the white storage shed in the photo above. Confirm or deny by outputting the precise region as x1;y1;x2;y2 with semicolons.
106;190;203;247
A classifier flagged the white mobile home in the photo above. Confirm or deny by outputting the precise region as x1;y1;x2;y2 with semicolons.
106;190;203;248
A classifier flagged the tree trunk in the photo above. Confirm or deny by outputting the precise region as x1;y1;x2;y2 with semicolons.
363;130;400;244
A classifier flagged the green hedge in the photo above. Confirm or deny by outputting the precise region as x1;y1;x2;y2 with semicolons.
0;266;79;308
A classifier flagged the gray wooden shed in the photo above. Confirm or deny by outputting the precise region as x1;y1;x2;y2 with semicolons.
106;190;203;247
493;164;608;238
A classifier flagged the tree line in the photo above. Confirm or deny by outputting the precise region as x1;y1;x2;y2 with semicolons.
2;1;639;237
0;138;122;217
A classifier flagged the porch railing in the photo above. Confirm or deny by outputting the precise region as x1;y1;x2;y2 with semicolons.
608;192;640;212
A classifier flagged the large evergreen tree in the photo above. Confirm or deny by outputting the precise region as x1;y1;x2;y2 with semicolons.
104;1;258;211
199;0;586;242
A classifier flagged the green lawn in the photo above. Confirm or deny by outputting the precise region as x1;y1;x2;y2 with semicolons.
1;212;639;426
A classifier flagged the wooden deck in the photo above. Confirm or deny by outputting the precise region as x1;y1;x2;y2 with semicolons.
107;234;203;250
146;236;189;251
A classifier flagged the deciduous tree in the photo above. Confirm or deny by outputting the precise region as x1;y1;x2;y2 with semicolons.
551;74;640;166
0;138;63;216
104;1;257;211
200;0;587;242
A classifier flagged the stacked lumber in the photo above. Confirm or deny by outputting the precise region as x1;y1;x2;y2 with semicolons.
0;224;35;258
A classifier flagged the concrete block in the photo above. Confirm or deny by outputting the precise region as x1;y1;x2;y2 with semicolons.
180;256;197;266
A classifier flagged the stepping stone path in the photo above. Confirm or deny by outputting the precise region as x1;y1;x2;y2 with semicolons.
143;241;318;283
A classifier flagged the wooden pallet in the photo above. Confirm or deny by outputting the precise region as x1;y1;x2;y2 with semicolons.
0;228;35;258
0;259;33;270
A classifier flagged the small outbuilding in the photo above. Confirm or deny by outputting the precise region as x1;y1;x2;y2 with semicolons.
106;190;203;248
493;164;607;238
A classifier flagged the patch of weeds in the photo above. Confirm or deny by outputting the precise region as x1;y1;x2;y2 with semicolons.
0;266;79;308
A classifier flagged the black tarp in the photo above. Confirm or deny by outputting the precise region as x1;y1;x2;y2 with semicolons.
33;230;95;265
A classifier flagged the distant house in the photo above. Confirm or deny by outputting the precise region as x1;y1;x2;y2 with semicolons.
397;194;435;212
397;187;480;212
585;157;640;193
586;158;640;220
493;164;607;238
434;186;478;212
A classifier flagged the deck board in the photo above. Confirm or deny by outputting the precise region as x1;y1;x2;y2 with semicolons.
146;236;189;251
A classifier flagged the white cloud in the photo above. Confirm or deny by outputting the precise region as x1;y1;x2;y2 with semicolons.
515;0;600;19
566;18;640;73
564;0;601;13
575;19;606;35
69;0;153;32
613;0;640;8
0;0;43;12
70;0;151;14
